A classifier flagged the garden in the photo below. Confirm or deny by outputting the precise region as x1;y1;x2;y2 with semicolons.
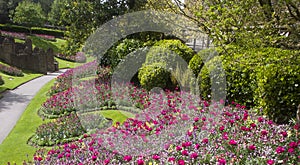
0;0;299;165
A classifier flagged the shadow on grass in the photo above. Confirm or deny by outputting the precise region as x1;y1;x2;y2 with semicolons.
29;36;61;53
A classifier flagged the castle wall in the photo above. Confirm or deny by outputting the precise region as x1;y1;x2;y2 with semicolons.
0;36;56;74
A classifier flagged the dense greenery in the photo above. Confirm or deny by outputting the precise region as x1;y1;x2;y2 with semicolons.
197;46;300;123
0;75;4;85
11;0;45;31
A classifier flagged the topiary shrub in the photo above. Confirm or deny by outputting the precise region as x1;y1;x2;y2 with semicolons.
0;75;4;85
138;63;171;91
198;46;300;123
189;48;218;76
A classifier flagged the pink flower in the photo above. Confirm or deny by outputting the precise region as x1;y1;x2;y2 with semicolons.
104;159;110;165
194;117;199;122
176;146;182;151
276;146;285;154
281;131;288;137
219;126;225;131
123;155;132;162
258;117;264;122
182;150;189;156
152;154;160;160
137;159;144;165
248;144;256;151
91;155;97;161
250;123;256;128
267;159;274;165
168;157;175;162
288;148;294;153
218;158;226;165
261;130;268;136
289;142;298;148
229;139;237;145
202;138;209;144
190;152;198;159
178;159;185;165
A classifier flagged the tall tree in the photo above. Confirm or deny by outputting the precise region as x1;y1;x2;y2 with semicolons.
11;0;46;32
147;0;300;49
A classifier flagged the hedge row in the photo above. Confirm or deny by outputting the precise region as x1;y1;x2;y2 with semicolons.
0;24;64;37
195;46;300;124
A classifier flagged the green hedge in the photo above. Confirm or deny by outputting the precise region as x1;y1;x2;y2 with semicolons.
0;24;64;37
197;46;300;123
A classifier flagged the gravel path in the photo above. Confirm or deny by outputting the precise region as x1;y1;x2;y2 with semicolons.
0;69;67;144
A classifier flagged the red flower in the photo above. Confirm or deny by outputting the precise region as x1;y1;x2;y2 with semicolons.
281;131;288;137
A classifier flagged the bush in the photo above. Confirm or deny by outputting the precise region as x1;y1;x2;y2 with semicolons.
0;75;4;85
189;48;217;76
56;52;87;63
145;39;195;65
198;46;300;123
138;63;172;91
102;38;143;69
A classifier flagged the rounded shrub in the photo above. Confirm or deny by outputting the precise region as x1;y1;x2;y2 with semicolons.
189;48;218;76
145;39;195;65
138;63;171;91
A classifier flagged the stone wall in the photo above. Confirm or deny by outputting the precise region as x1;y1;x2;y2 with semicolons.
0;35;56;74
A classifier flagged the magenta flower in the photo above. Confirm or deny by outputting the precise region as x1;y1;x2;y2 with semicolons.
289;141;298;148
182;150;189;156
261;130;268;136
202;138;209;144
218;158;226;165
123;155;132;162
248;144;256;151
137;159;144;165
152;154;160;160
267;159;274;165
276;146;285;154
190;152;198;159
178;159;185;165
229;139;237;145
288;148;294;153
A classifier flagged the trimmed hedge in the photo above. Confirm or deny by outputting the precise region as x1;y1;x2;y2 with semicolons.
197;46;300;123
0;24;64;37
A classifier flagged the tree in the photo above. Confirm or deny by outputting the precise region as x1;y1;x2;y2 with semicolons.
0;0;9;23
48;0;70;26
147;0;300;50
11;0;46;32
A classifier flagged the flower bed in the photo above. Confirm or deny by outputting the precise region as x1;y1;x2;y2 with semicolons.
0;30;27;40
55;52;87;63
49;60;99;95
0;63;24;77
34;96;300;164
29;112;111;146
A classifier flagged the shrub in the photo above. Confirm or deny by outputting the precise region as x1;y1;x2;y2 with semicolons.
103;38;143;69
189;48;217;76
198;46;300;123
0;63;24;76
145;39;195;65
0;75;4;85
138;63;172;91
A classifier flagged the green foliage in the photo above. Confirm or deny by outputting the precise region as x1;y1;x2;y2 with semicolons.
48;0;69;26
146;39;195;64
11;0;46;28
103;38;144;69
0;0;9;23
198;46;300;123
189;48;217;76
0;75;4;85
138;62;171;91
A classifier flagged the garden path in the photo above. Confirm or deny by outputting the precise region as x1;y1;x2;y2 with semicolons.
0;69;68;144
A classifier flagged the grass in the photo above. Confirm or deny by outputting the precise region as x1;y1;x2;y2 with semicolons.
0;71;43;91
0;75;134;164
0;79;55;165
